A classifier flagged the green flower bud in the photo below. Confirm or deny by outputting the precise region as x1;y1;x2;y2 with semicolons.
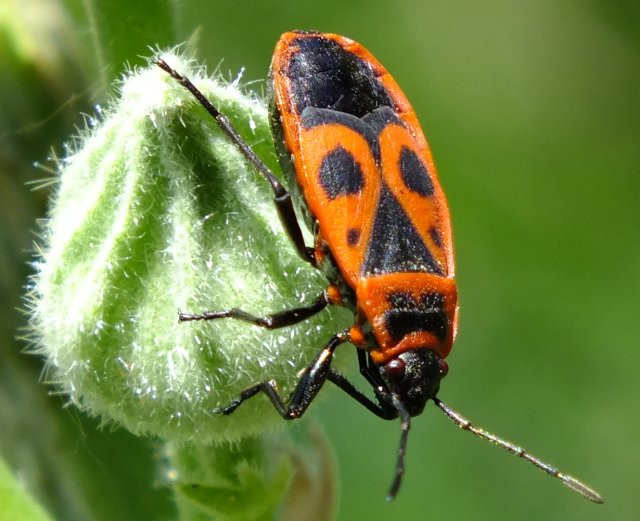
170;428;336;521
30;52;350;443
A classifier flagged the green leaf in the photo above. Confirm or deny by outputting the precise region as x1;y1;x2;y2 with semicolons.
0;458;54;521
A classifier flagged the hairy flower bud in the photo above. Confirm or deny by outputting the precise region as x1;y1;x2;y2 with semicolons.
30;52;349;443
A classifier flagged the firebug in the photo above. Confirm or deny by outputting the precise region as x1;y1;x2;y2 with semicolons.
156;30;602;502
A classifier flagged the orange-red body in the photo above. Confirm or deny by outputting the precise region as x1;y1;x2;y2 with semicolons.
270;32;458;364
159;31;603;503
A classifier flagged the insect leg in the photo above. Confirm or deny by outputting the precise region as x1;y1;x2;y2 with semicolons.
387;395;412;501
355;349;413;500
155;59;315;265
218;330;351;419
217;380;288;416
179;291;329;328
356;348;401;409
356;349;386;389
327;368;397;419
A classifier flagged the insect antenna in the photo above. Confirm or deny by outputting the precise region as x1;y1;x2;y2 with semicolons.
433;398;603;503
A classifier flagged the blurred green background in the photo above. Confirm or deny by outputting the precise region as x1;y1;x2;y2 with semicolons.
1;0;638;520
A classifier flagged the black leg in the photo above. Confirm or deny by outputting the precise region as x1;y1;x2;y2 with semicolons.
216;330;351;419
386;396;411;501
357;349;388;394
217;380;289;416
179;291;329;328
327;368;397;420
355;350;411;500
155;59;315;265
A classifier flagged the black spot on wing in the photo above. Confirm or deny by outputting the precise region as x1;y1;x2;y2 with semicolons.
399;146;434;196
347;228;360;246
288;36;393;118
384;291;448;342
429;227;443;248
319;146;364;200
362;186;443;275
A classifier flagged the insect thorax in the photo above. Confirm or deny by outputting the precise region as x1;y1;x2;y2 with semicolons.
356;272;457;364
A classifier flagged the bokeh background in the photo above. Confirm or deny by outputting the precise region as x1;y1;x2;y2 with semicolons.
1;0;638;520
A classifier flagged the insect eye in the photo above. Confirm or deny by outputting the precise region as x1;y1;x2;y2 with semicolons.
384;358;406;378
438;359;449;377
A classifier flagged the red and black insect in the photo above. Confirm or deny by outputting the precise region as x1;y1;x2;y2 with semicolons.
156;31;602;502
